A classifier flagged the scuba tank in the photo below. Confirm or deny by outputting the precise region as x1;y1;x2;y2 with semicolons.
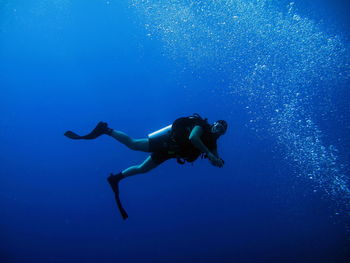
148;124;172;140
148;124;178;155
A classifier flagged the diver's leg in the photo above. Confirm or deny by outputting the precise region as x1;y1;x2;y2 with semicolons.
108;130;150;152
121;156;158;178
108;156;158;184
107;156;158;220
108;156;157;189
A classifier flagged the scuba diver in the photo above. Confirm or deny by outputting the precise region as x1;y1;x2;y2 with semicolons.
64;114;228;220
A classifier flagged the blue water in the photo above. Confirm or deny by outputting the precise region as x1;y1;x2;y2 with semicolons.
1;0;350;262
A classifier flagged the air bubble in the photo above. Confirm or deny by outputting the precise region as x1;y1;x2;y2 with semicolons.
131;0;350;223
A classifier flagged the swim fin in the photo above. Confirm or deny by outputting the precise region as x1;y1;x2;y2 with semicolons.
64;131;82;139
64;121;112;140
107;173;128;220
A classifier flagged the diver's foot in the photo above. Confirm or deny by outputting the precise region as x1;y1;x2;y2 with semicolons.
94;121;113;136
107;173;124;193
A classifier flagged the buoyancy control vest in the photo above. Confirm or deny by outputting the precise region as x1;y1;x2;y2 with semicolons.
170;114;217;164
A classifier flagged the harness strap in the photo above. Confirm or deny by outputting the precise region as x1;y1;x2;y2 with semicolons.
176;157;186;165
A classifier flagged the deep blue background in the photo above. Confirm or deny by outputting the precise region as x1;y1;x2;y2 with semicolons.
1;1;349;263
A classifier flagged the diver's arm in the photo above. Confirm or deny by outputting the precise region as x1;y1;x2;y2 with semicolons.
211;148;225;166
189;126;210;155
189;126;224;167
212;148;219;158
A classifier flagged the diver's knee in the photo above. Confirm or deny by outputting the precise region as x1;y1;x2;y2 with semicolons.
137;164;151;174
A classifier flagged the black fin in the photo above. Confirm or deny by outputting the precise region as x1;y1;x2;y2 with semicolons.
64;131;83;139
115;191;129;220
64;122;109;140
108;174;128;220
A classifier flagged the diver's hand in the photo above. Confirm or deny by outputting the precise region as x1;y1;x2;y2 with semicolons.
207;152;224;168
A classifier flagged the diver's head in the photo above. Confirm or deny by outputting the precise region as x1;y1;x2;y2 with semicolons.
211;120;228;137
